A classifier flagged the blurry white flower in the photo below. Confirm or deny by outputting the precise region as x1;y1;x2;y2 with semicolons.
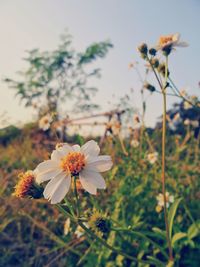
75;222;88;238
64;218;71;235
35;140;113;204
39;114;53;131
168;113;182;131
147;152;158;164
130;139;140;148
183;101;192;110
157;33;188;52
190;120;199;128
184;119;190;126
156;192;174;212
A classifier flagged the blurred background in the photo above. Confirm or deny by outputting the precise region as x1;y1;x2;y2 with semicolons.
0;0;199;128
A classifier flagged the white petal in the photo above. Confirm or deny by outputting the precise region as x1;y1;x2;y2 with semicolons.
35;160;58;173
79;173;97;195
81;140;100;158
51;150;64;162
86;155;113;172
58;144;73;155
36;169;62;184
44;173;71;204
173;33;180;42
169;196;174;203
80;169;106;189
176;41;189;47
72;144;81;152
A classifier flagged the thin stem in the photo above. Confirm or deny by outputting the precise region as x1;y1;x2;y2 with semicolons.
168;77;200;109
73;177;80;217
78;221;165;266
56;204;164;266
162;56;173;261
147;56;163;90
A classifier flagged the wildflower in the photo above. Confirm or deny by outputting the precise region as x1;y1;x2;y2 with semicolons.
147;152;158;164
130;139;140;148
184;119;190;126
180;89;187;97
183;101;192;110
144;82;156;93
168;113;182;131
150;58;159;68
88;210;111;236
64;218;71;235
157;33;188;55
13;171;43;199
158;62;170;77
39;114;53;131
75;222;88;238
190;120;199;128
35;140;113;204
138;43;148;58
149;47;157;56
156;192;174;212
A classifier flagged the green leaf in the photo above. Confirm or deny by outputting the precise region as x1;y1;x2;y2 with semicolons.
171;232;187;247
187;221;200;240
168;198;182;239
152;227;166;240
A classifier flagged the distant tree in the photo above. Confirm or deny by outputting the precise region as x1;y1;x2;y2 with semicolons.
4;31;113;117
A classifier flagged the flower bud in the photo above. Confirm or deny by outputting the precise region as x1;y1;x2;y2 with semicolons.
149;47;157;56
138;43;148;59
150;58;159;68
144;82;156;93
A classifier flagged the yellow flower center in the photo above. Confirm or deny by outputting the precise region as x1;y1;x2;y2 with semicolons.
60;152;86;176
159;35;173;47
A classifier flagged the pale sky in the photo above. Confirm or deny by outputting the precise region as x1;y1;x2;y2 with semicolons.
0;0;200;128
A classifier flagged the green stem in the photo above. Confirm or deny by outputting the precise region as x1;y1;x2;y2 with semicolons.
162;56;173;261
56;204;164;266
74;177;80;217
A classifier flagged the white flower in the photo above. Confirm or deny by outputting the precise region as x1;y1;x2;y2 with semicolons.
183;101;192;110
35;140;113;204
184;119;190;126
190;120;199;128
130;139;139;148
64;218;71;235
147;152;158;165
157;33;188;51
156;192;174;209
75;223;88;238
168;113;182;131
39;114;53;131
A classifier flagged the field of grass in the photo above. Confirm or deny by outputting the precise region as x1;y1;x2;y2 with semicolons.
0;122;199;267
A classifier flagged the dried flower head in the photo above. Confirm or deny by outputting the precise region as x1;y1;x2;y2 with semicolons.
138;43;148;58
14;171;42;199
130;139;140;148
144;82;156;93
88;210;110;236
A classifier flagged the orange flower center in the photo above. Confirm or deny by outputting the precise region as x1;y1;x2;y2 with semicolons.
159;36;173;47
60;152;86;176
